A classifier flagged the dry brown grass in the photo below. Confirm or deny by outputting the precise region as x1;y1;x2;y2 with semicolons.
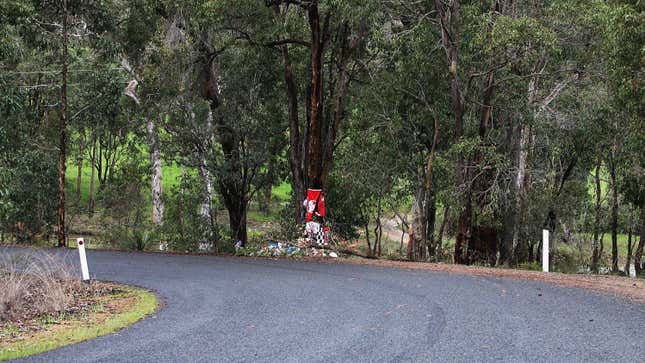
0;251;105;324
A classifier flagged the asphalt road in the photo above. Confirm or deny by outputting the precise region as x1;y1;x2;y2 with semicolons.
10;248;645;363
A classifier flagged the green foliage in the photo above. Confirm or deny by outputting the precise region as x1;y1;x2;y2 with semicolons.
102;148;154;250
0;150;58;242
161;174;220;253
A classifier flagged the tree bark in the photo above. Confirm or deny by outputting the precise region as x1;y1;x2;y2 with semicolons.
199;164;213;219
634;205;645;277
624;208;633;275
591;146;602;273
374;198;383;257
88;138;96;216
261;184;272;214
75;139;83;206
434;0;468;264
278;43;305;223
437;206;450;259
305;2;325;189
56;0;69;247
408;188;425;261
201;54;251;245
147;118;164;226
608;154;619;272
426;189;437;260
75;156;82;205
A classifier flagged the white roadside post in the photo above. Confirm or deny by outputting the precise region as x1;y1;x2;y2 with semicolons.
542;229;549;272
77;238;90;283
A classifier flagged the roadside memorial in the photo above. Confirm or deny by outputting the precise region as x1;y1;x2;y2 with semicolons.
303;189;330;247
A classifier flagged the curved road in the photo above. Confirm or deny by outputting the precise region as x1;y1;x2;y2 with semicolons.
12;249;645;362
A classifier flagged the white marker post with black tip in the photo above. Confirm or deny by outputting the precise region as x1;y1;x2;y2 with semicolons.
542;229;549;273
77;238;90;283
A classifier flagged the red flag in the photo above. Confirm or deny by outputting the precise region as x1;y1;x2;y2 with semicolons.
304;189;326;222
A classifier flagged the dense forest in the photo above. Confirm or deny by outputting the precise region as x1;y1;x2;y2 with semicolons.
0;0;643;275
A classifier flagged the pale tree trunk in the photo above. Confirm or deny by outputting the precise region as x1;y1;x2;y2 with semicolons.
634;205;645;277
591;146;602;273
88;138;96;216
147;118;164;226
75;138;84;206
509;73;538;263
75;156;82;205
56;0;69;247
434;0;468;264
608;153;619;273
199;165;213;219
409;116;438;262
507;111;533;262
624;208;633;275
199;110;214;221
408;189;425;261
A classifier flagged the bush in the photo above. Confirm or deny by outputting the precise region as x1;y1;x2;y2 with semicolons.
0;150;58;243
102;152;158;251
322;175;367;240
161;173;219;252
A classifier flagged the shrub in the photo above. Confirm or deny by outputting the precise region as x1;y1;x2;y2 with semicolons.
0;150;58;243
161;173;219;252
102;152;158;251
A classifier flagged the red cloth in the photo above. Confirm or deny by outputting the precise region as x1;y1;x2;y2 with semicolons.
305;189;326;222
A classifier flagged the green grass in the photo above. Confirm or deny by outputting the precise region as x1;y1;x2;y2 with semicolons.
65;161;184;205
0;286;157;361
578;233;631;256
247;210;280;223
271;182;292;202
66;161;288;206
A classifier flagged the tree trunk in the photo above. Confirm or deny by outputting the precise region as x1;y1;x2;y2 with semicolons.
437;206;450;260
147;118;164;226
624;208;633;276
305;3;325;189
634;205;645;277
56;0;69;248
226;198;248;245
201;55;251;246
608;155;619;273
426;190;437;260
434;0;468;264
374;198;383;257
75;156;82;206
261;184;272;214
88;139;96;216
198;108;214;222
199;164;213;219
277;43;305;223
75;139;83;206
408;190;425;261
501;118;518;265
591;146;602;273
365;222;372;257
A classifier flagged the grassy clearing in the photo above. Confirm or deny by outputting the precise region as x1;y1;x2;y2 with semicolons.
0;285;157;361
65;161;184;206
271;182;292;202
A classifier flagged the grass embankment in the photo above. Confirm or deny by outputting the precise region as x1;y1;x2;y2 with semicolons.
0;284;157;361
